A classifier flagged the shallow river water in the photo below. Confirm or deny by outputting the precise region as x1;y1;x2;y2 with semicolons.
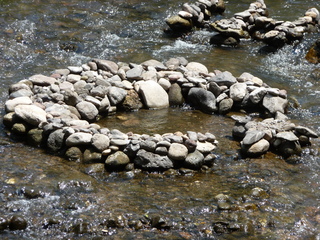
0;0;320;239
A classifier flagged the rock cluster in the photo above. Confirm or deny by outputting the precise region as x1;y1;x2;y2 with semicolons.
232;115;318;158
211;0;320;49
2;57;318;169
165;0;225;33
165;0;320;49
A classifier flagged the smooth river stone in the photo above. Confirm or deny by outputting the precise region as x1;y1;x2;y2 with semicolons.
29;74;56;86
5;96;32;112
139;80;169;109
14;105;47;126
66;132;93;146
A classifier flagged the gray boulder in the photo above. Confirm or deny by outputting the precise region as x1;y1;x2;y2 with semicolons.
93;59;119;74
262;94;288;114
5;97;33;112
66;132;93;146
185;150;204;169
47;129;65;152
76;101;99;122
229;83;247;102
92;133;110;152
210;71;237;87
134;149;173;170
105;151;130;170
187;88;217;113
107;87;127;106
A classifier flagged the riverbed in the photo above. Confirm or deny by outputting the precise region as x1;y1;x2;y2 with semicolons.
0;0;320;239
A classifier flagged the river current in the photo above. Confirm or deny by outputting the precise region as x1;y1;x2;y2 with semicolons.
0;0;320;239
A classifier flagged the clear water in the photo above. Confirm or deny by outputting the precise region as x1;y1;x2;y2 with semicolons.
0;0;320;239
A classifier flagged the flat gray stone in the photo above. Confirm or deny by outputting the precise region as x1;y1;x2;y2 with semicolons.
242;130;265;145
295;126;318;138
29;74;56;86
93;59;119;74
276;131;299;141
262;94;288;114
134;149;173;170
66;132;93;146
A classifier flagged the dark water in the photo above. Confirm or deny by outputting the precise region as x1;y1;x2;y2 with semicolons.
0;0;320;239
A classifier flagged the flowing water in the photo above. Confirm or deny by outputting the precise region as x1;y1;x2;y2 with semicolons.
0;0;320;239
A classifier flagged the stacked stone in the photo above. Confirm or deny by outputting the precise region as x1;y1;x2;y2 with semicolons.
208;0;320;48
3;57;318;166
165;0;225;33
232;115;318;158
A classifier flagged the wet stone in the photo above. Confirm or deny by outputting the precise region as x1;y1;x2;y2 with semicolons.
105;151;130;170
9;216;27;231
168;143;188;161
185;150;204;169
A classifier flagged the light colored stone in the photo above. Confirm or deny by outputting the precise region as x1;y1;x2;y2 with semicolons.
196;141;216;153
186;62;208;75
230;82;247;101
29;74;56;86
76;101;99;122
5;97;32;112
139;80;169;109
92;133;110;152
14;104;47;126
168;143;188;160
66;132;93;146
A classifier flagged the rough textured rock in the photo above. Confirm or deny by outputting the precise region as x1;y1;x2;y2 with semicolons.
134;149;173;170
262;94;288;114
47;129;65;152
185;150;204;169
107;87;127;106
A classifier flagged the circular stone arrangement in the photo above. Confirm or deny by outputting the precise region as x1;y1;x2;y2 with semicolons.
2;57;318;172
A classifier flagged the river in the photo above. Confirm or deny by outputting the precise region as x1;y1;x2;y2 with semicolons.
0;0;320;239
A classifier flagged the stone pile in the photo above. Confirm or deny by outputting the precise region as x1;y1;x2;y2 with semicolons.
210;0;320;49
165;0;320;49
232;115;318;157
165;0;225;33
2;57;318;170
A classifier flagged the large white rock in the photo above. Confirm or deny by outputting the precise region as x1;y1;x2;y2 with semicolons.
139;80;169;109
14;104;47;126
5;97;32;112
